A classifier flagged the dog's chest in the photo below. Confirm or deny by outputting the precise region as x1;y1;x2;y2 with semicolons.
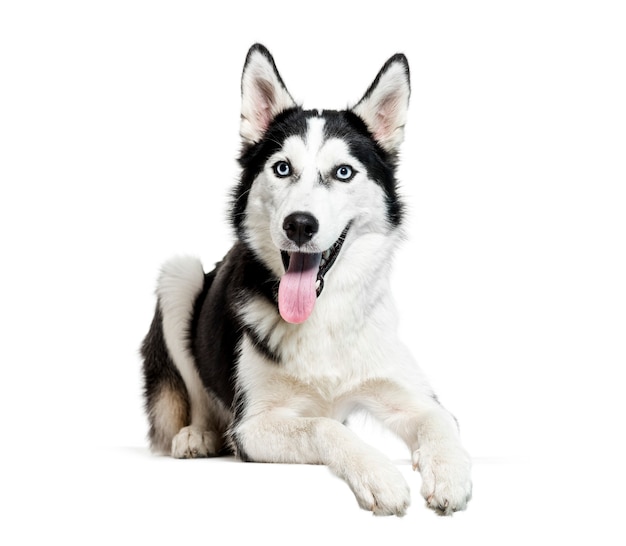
238;333;379;420
237;290;403;419
245;299;390;378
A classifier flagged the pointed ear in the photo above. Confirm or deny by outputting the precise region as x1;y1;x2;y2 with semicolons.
351;54;410;154
240;44;297;145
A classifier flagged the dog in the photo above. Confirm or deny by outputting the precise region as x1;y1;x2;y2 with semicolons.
141;44;472;516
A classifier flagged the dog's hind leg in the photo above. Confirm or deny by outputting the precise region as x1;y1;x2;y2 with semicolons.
141;304;190;454
142;257;229;457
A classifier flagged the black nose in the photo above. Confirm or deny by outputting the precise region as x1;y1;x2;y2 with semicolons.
283;212;319;247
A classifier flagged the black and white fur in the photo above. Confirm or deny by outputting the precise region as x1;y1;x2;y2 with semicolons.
141;44;472;516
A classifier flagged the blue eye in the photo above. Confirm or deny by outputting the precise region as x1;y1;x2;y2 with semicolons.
335;165;354;181
273;161;292;178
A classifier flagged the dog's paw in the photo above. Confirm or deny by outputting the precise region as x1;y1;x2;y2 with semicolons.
413;443;472;516
343;457;411;517
171;426;219;458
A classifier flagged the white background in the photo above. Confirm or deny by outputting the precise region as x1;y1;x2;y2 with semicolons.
1;1;625;544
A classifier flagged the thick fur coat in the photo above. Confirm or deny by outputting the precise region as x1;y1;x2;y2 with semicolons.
141;44;472;516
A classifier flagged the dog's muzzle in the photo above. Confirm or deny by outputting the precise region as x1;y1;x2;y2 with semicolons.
278;222;351;324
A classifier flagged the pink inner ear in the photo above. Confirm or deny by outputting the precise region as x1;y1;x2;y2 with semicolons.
254;78;276;134
254;103;271;134
374;92;402;142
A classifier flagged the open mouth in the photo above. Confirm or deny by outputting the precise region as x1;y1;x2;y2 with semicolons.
278;223;351;324
281;223;350;297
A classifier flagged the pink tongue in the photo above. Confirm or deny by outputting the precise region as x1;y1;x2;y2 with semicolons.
278;252;322;324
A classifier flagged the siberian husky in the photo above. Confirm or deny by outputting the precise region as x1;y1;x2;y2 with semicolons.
141;44;472;516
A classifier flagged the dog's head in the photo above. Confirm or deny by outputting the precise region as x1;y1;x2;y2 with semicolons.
232;44;410;324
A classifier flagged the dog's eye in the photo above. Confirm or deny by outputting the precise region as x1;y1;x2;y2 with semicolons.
273;161;292;178
335;165;355;182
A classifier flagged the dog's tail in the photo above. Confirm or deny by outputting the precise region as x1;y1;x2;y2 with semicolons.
140;256;205;454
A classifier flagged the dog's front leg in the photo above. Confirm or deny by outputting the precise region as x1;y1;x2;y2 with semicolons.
393;408;472;514
233;414;411;516
406;407;472;515
359;381;472;515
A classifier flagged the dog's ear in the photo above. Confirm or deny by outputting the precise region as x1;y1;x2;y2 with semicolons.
240;44;297;145
351;54;410;154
